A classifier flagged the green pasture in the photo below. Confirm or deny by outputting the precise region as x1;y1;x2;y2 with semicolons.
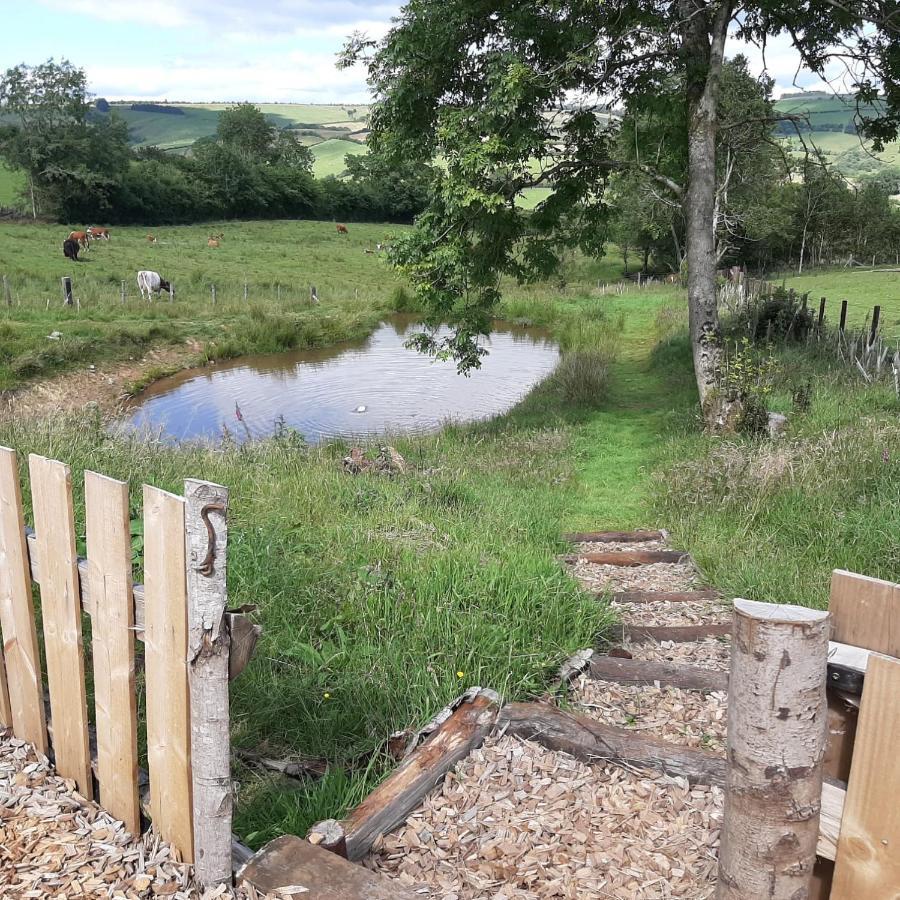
310;139;369;177
0;163;26;208
780;267;900;339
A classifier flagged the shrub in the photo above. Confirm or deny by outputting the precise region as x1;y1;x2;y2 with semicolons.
551;350;611;407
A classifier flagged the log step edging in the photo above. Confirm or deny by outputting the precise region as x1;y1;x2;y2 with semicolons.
570;549;691;567
587;655;729;692
608;589;721;604
605;622;733;644
564;529;666;544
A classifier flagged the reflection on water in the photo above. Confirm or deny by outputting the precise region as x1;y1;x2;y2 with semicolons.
123;316;560;444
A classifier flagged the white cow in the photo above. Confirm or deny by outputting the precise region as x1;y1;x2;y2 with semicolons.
137;270;172;301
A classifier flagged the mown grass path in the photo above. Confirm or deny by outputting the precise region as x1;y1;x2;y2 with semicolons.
567;292;694;532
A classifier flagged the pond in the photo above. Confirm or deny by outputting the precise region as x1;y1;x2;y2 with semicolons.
123;316;560;444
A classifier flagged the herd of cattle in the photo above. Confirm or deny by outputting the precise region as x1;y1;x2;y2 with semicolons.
60;222;357;303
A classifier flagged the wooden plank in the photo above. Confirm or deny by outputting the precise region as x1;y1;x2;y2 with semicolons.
829;569;900;657
23;529;256;680
587;655;728;692
608;589;720;604
809;858;835;900
85;472;139;834
143;485;193;861
0;449;47;752
185;479;231;888
238;835;416;899
308;689;500;861
28;454;92;798
500;701;845;863
564;530;665;543
832;655;900;896
573;549;689;566
824;691;858;783
0;648;10;728
614;622;732;643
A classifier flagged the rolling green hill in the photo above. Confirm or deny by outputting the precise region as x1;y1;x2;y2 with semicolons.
310;138;368;177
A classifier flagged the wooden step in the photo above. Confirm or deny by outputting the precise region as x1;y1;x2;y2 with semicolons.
238;835;415;899
572;549;690;566
609;622;733;643
587;655;728;692
608;589;720;604
565;529;665;543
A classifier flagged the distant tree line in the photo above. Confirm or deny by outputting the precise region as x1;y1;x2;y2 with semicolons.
0;60;433;225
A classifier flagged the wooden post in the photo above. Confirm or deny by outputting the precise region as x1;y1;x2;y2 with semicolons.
832;656;900;897
211;284;216;305
818;297;826;329
243;282;248;303
169;283;174;303
85;472;140;834
869;305;881;347
276;283;281;302
839;300;848;333
120;280;126;304
185;479;231;887
717;599;829;899
61;276;73;306
2;275;10;307
0;449;47;753
28;455;92;799
144;485;194;861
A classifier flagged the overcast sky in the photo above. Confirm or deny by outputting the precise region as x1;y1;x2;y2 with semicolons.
0;1;840;104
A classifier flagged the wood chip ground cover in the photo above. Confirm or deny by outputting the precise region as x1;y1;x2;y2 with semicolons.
621;638;732;672
570;678;727;754
569;561;700;595
366;735;722;899
0;734;280;900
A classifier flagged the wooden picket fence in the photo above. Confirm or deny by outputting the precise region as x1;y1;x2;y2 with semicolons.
0;447;235;887
813;569;900;898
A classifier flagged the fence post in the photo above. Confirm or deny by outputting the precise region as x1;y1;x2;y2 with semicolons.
839;299;848;333
869;306;881;347
61;276;73;306
169;283;174;303
276;283;281;303
818;297;826;330
185;479;232;888
2;275;10;307
211;284;216;306
243;282;248;303
120;280;126;305
717;599;829;899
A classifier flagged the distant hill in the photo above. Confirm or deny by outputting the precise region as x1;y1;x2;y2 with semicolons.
772;92;900;177
102;102;372;176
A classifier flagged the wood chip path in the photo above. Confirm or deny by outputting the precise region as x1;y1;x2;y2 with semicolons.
368;531;732;898
0;733;281;900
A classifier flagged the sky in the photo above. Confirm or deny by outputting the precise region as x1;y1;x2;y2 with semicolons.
0;1;842;104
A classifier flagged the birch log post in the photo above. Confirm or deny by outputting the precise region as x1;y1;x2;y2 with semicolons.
717;599;830;900
185;479;232;888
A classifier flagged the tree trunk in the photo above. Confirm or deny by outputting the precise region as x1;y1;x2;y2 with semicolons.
29;177;37;219
717;598;829;899
681;1;733;428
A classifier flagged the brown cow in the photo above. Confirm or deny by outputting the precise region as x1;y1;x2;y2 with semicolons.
336;223;348;234
68;230;90;250
147;234;157;243
208;237;220;248
87;226;110;240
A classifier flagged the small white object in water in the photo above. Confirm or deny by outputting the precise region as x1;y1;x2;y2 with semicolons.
355;405;367;413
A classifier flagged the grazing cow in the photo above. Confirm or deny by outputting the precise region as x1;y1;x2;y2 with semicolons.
62;238;80;262
137;270;172;301
336;223;348;234
665;273;679;284
147;234;157;243
68;230;90;250
87;226;110;240
208;238;220;248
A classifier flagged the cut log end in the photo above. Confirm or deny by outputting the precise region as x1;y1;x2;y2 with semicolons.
733;597;828;624
307;819;348;856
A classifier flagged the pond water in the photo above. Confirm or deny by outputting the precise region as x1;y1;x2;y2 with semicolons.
123;317;560;444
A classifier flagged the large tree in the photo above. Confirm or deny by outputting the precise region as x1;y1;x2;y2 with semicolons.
346;2;900;424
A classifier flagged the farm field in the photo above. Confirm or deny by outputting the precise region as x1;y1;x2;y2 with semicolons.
780;267;900;339
1;217;898;849
0;163;26;208
310;138;369;177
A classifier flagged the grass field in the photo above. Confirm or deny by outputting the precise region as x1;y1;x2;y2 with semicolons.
310;138;369;177
779;267;900;339
1;216;897;847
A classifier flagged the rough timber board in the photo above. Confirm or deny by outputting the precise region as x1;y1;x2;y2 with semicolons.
829;569;900;657
239;835;416;899
832;655;900;896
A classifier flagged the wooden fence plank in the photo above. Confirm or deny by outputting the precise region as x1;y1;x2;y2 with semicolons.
185;479;231;887
0;448;47;752
143;485;193;861
829;569;900;657
28;454;92;798
831;655;900;897
85;471;139;834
